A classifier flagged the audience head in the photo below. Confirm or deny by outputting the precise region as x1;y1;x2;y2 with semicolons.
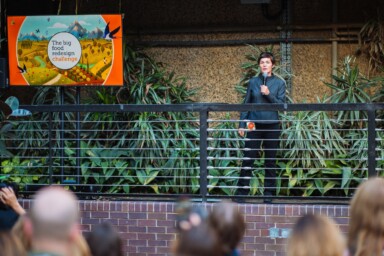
85;222;122;256
348;177;384;256
173;200;221;256
287;213;345;256
173;218;221;256
209;201;245;255
0;230;27;256
175;199;208;232
24;186;80;255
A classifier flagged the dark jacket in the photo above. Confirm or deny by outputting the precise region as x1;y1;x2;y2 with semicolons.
239;73;286;128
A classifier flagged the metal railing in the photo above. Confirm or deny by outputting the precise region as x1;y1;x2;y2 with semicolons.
1;102;383;203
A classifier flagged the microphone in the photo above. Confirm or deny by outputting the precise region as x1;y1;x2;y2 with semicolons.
262;72;268;85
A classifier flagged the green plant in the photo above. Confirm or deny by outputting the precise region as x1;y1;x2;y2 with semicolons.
14;87;76;156
0;121;14;157
323;56;376;129
80;45;199;194
65;141;134;193
1;157;49;187
358;14;384;71
281;98;347;169
207;113;244;195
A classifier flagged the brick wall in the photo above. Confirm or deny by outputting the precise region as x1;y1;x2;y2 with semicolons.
21;200;350;256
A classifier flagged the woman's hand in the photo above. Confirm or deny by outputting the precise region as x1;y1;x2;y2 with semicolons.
260;85;270;95
0;187;26;215
238;128;245;137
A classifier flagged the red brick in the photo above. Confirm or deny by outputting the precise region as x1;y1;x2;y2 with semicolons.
245;228;260;237
118;219;138;226
266;243;286;252
156;246;172;254
91;211;110;218
128;226;147;233
81;218;101;225
148;239;167;247
138;233;156;240
120;232;138;240
138;219;156;227
129;239;147;246
110;212;128;219
246;214;266;222
157;220;175;227
253;250;276;256
148;226;166;234
244;243;266;250
148;212;167;220
157;234;176;241
138;246;156;253
129;212;148;219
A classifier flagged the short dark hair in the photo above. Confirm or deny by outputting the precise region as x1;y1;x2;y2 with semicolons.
85;222;123;256
258;52;275;65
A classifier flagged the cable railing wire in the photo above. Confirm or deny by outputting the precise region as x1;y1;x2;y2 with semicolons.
1;103;383;202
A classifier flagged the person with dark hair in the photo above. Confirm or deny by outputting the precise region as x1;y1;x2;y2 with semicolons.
209;201;245;256
172;202;221;256
173;221;221;256
237;51;286;202
85;222;123;256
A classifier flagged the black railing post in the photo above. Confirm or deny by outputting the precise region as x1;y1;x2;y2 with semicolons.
60;87;65;183
76;87;81;185
367;108;377;177
199;110;208;202
48;112;53;184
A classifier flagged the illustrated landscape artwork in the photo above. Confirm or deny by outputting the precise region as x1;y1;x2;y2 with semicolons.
7;14;123;86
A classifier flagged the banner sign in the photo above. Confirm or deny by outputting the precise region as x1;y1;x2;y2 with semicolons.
7;14;123;86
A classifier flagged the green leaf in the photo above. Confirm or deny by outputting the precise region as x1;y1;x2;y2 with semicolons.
136;170;146;185
341;167;352;188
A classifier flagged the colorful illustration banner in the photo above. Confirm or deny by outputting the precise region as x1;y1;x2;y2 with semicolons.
7;14;123;86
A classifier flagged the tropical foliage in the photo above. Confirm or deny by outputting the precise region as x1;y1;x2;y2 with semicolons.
0;44;383;198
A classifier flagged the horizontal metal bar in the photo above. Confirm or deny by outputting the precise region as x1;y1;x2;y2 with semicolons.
20;103;384;113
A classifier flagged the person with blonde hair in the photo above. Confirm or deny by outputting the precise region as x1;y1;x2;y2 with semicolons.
347;177;384;256
287;213;346;256
0;230;27;256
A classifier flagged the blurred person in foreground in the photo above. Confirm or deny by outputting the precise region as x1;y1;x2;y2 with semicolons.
0;230;27;256
173;200;221;256
84;221;123;256
24;186;83;256
287;213;346;256
347;177;384;256
12;214;90;256
209;201;245;256
0;182;26;231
